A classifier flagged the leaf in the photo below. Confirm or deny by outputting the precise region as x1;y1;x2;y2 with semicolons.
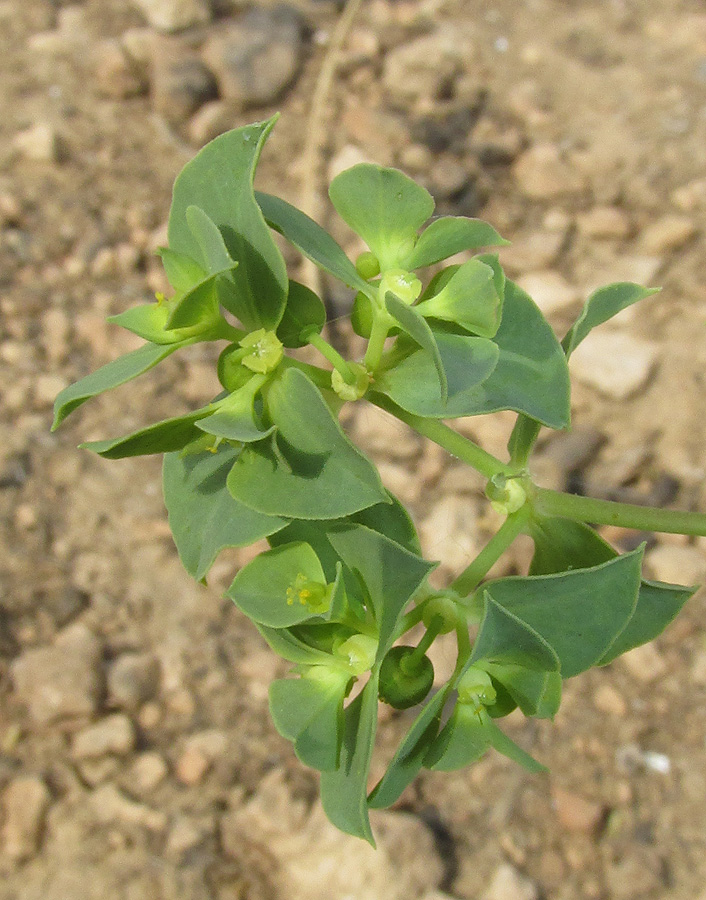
52;342;182;430
256;191;370;294
483;664;562;718
277;280;327;348
320;673;380;845
562;283;659;358
255;623;335;666
328;524;436;661
485;548;644;678
227;541;330;628
416;258;503;338
470;593;560;673
157;246;207;292
328;164;435;269
384;293;447;401
197;381;275;442
368;688;449;808
406;216;508;270
374;331;500;418
425;703;491;771
167;119;288;330
163;446;286;581
484;714;547;773
227;369;387;519
81;408;214;459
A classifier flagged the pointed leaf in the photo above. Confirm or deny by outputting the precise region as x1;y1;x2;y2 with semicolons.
562;283;659;358
277;280;327;348
163;446;286;581
255;623;335;666
166;269;238;330
483;664;562;718
328;524;436;660
425;703;491;771
157;247;207;292
52;342;182;430
470;593;559;672
81;408;213;459
256;191;370;294
167;119;288;330
329;164;434;269
227;369;387;519
485;547;644;678
197;382;274;442
484;714;547;773
416;258;503;338
384;293;447;401
320;673;380;845
406;216;508;270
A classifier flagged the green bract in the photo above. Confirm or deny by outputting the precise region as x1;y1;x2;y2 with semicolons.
54;116;706;846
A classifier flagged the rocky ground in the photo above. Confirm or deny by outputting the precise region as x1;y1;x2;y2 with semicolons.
2;0;706;898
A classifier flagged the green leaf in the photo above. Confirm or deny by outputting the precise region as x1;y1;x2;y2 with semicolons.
368;688;449;808
320;673;380;845
328;524;436;660
227;369;387;519
81;408;214;459
167;119;288;331
52;342;182;430
406;217;508;270
163;445;286;581
227;541;330;628
328;164;435;269
416;258;503;338
374;331;499;418
255;623;335;666
277;280;327;348
425;703;491;771
483;664;562;718
197;380;274;443
256;191;370;294
485;547;644;678
384;293;447;401
484;714;547;773
470;593;560;672
157;247;207;292
562;283;659;358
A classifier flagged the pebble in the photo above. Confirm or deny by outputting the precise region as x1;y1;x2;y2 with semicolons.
551;787;605;834
518;270;579;314
482;863;539;900
500;230;564;274
107;652;160;710
569;330;658;400
1;776;51;863
165;814;212;860
94;39;146;99
151;40;219;126
202;6;303;106
132;0;212;32
90;784;167;833
639;214;697;254
619;642;668;683
593;683;627;716
175;730;227;785
645;543;706;585
603;850;664;899
71;714;136;760
420;495;478;573
187;99;239;145
10;623;103;726
582;254;663;296
382;27;465;106
577;206;631;239
124;752;169;795
512;143;586;200
41;307;71;366
376;460;422;505
13;123;62;163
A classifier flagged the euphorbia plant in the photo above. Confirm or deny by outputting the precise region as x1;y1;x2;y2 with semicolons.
53;116;706;845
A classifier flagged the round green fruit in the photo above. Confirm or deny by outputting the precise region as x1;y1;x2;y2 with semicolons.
378;646;434;710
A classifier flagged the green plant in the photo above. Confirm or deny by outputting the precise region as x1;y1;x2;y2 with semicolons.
53;116;706;845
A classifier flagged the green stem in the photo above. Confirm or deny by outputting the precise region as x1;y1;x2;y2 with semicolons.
280;356;332;390
451;511;528;596
364;315;391;371
507;414;541;468
402;615;444;673
533;488;706;537
452;623;472;681
370;393;509;479
306;330;356;384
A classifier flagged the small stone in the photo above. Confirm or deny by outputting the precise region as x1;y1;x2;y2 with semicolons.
152;40;218;125
328;144;371;182
604;850;663;899
639;214;697;254
577;206;631;239
376;460;421;505
77;757;121;787
187;99;239;145
0;192;22;226
10;623;103;726
518;270;579;314
41;307;71;366
165;814;212;860
619;642;668;683
483;863;539;900
569;330;658;400
551;787;605;834
382;27;465;106
90;784;167;832
13;123;62;163
582;255;663;296
125;752;169;795
429;155;469;199
71;714;136;760
421;495;478;573
593;683;627;716
513;143;586;200
176;746;209;785
1;777;51;863
132;0;212;32
500;230;564;274
202;6;303;107
107;652;160;710
645;544;706;585
94;39;146;99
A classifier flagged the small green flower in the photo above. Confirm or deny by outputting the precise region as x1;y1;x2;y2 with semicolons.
457;666;497;712
378;269;422;306
331;363;370;402
286;573;333;615
239;329;284;374
334;633;378;675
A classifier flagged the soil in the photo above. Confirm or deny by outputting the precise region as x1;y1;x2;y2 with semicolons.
2;1;706;898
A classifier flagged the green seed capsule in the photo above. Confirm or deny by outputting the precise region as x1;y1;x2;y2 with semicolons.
355;251;381;280
378;645;434;709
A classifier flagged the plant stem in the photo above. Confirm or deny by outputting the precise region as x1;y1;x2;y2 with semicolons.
534;487;706;536
280;356;332;390
306;330;356;384
364;315;390;371
402;615;444;673
451;511;528;596
370;393;509;479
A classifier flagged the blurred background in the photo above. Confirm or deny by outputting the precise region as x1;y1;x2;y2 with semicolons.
2;0;706;897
